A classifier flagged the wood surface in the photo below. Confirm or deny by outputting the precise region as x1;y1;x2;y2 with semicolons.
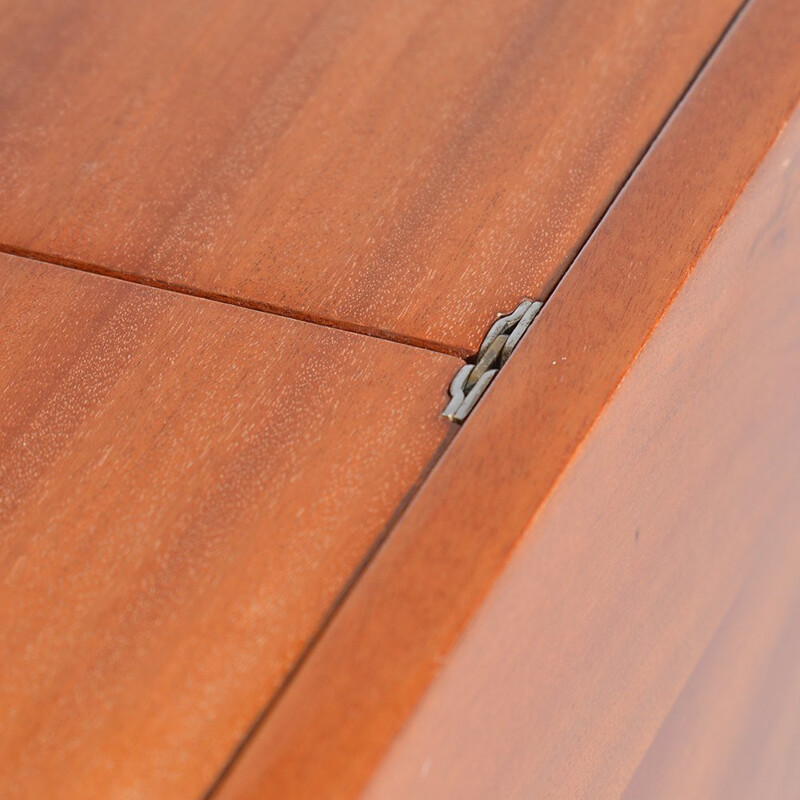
365;104;800;799
212;0;800;795
0;254;456;800
0;0;741;355
622;530;800;800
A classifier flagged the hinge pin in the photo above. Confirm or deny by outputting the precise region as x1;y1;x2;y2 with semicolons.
442;299;542;423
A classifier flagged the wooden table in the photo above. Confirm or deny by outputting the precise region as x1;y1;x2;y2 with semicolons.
1;0;798;797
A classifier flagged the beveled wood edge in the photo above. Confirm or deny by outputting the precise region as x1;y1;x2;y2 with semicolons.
362;102;800;800
210;0;800;797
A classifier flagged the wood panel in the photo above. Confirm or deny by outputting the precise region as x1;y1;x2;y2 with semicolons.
365;103;800;799
211;0;800;796
0;253;457;799
621;531;800;800
0;0;741;355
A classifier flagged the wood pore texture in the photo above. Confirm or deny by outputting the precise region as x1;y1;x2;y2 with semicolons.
0;0;741;355
212;0;800;796
0;254;456;799
1;0;798;797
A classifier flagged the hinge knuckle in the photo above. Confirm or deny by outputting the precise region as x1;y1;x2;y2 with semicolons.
442;299;542;424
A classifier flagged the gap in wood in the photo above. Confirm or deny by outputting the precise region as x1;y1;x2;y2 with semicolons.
0;243;470;359
200;0;754;797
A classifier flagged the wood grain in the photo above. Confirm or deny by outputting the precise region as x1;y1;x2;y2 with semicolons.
365;103;800;799
621;529;800;800
0;0;741;355
211;0;800;795
0;254;456;799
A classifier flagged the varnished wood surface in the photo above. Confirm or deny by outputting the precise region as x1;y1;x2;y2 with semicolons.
212;0;800;795
0;254;456;799
0;0;741;355
622;529;800;800
366;104;800;799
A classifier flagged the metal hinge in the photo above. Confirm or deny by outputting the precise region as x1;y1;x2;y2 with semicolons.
442;298;542;423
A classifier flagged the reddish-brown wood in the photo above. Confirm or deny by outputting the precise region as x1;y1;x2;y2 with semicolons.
211;0;800;796
0;254;456;800
0;0;741;355
365;106;800;799
622;535;800;800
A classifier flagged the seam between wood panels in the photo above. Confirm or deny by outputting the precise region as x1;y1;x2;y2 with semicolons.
0;0;749;368
197;426;458;799
0;244;468;359
199;0;753;798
